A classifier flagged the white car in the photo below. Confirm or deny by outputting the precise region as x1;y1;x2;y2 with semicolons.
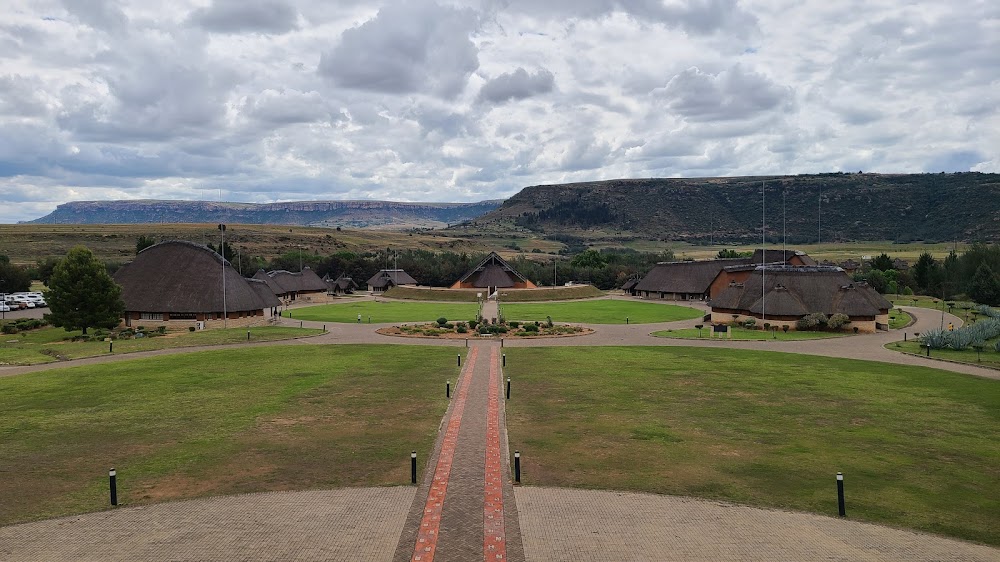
0;302;10;312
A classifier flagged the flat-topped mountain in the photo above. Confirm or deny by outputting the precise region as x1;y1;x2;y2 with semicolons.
461;172;1000;243
28;199;503;229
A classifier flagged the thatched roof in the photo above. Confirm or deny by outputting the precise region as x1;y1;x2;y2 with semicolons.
749;249;816;266
367;269;417;288
621;279;638;291
324;274;358;291
253;267;327;294
635;258;752;294
455;252;529;288
114;240;271;313
246;278;281;308
709;266;892;317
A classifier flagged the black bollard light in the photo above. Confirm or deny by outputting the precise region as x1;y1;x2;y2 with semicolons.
502;353;506;368
904;332;907;342
506;377;511;400
411;451;417;484
446;380;450;398
626;317;629;325
323;324;326;331
514;451;521;483
109;341;113;353
247;330;251;341
109;468;118;506
457;354;461;367
300;320;303;328
837;472;846;517
465;338;468;348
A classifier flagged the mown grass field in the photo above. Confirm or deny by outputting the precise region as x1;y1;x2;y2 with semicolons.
0;345;458;526
384;284;603;302
285;301;478;323
0;326;323;366
503;346;1000;545
502;300;702;324
652;327;847;341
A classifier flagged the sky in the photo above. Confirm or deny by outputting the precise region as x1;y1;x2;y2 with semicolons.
1;0;998;223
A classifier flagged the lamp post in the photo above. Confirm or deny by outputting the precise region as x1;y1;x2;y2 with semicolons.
218;224;228;328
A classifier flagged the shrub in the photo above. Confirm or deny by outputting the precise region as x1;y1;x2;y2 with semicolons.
455;321;466;328
782;325;789;333
902;286;914;295
508;321;520;328
546;316;554;328
468;319;479;330
763;323;771;331
797;313;828;331
157;326;167;334
743;318;757;329
478;326;490;335
444;322;455;329
137;326;146;332
524;324;539;333
827;313;851;330
436;317;448;327
1;324;17;334
189;326;196;332
456;325;468;334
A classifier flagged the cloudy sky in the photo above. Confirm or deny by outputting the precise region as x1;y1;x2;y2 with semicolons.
1;0;998;223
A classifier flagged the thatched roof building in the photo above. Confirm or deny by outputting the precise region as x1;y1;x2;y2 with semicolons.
709;265;892;332
450;252;536;293
633;258;752;300
323;273;358;295
252;267;327;300
749;249;816;266
113;241;278;328
367;269;417;292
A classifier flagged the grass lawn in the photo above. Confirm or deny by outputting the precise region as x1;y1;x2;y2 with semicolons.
285;301;478;323
888;340;1000;370
502;300;702;324
0;326;324;366
888;308;912;329
384;284;603;302
652;327;847;341
0;345;458;526
504;347;1000;545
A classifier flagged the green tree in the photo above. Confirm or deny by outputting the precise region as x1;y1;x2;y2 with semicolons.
45;246;125;335
871;253;894;271
0;261;32;293
912;252;936;292
35;257;60;285
571;249;608;269
968;263;1000;306
717;249;751;259
136;235;156;254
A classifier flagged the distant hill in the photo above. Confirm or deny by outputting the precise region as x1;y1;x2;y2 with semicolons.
28;199;504;229
460;173;1000;243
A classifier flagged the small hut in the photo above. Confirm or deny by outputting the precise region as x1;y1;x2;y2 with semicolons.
367;269;418;293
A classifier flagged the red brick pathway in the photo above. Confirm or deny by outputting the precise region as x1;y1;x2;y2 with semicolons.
395;342;524;562
410;348;479;561
484;348;506;561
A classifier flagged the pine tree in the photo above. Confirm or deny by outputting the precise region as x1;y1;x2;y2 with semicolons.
45;246;125;335
968;263;1000;307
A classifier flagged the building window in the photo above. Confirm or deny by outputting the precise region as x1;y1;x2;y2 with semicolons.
140;312;163;321
171;313;197;320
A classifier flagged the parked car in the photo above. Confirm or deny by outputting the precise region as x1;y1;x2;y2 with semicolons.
0;302;10;313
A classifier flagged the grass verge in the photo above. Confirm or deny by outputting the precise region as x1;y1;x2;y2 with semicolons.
502;300;702;324
504;346;1000;545
888;340;1000;370
652;327;847;341
285;301;478;323
0;326;323;366
0;345;457;526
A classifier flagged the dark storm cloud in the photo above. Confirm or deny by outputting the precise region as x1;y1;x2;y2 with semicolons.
477;67;554;104
189;0;300;34
318;0;480;98
659;65;793;122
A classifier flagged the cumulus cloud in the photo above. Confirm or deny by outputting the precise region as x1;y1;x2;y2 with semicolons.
657;65;793;122
318;0;480;98
0;0;997;223
478;67;554;104
188;0;300;34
